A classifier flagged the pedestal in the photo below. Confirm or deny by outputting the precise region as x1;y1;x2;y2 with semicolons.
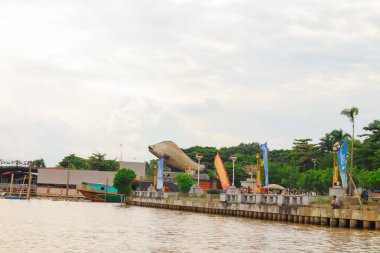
329;186;346;197
189;185;205;197
240;178;256;189
226;186;238;194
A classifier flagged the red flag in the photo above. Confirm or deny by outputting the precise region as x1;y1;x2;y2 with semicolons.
214;153;230;190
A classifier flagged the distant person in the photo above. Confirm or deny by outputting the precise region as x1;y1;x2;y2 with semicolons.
247;186;252;193
330;196;340;209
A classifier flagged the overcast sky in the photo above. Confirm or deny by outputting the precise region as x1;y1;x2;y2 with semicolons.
1;0;379;166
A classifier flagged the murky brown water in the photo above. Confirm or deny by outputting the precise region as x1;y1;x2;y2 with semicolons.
0;199;379;252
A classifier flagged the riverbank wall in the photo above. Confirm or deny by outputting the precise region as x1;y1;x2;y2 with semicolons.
129;192;380;230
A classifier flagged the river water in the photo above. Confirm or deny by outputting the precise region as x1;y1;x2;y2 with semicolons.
0;199;379;253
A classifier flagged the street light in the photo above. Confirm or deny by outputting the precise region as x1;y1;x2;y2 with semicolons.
230;154;237;186
312;159;317;170
195;153;203;186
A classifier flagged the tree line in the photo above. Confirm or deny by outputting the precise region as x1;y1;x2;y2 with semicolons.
146;118;380;193
57;152;119;171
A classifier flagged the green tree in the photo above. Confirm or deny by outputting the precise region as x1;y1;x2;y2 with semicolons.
357;120;380;170
145;161;154;176
113;168;136;196
58;154;89;169
356;169;380;190
292;139;317;171
31;159;46;168
319;129;349;153
87;152;118;171
175;173;194;193
341;106;359;194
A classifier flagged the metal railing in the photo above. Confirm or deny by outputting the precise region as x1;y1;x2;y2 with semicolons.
220;193;315;206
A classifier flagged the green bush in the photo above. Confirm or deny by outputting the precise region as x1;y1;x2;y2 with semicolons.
207;188;222;194
113;168;136;196
175;173;194;193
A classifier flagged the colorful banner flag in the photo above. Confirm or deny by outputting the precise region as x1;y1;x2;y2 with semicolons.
157;158;164;190
260;143;269;186
333;154;339;186
337;138;348;188
214;153;231;190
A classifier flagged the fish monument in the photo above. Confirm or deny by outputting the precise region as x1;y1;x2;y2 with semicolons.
148;141;206;172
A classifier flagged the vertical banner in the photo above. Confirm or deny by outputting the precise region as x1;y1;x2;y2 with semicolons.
333;153;339;186
260;143;269;186
214;153;231;190
157;158;164;190
338;138;348;188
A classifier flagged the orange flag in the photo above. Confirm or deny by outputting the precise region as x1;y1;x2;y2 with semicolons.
214;153;231;190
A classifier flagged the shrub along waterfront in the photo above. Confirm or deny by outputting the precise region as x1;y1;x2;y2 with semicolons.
175;173;194;193
113;168;136;196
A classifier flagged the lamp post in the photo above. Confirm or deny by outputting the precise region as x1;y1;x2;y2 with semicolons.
195;153;203;187
230;154;237;187
312;159;317;170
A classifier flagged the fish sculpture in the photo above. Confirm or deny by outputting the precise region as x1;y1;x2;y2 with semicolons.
148;141;206;172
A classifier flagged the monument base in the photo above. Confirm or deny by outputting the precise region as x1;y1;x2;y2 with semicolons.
189;185;205;197
226;186;238;194
329;186;346;197
240;178;256;189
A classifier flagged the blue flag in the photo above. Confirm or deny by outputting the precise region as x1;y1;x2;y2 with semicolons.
157;158;164;190
337;138;348;188
260;143;269;186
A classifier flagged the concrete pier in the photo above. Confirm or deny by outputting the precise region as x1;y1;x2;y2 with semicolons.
330;218;338;227
339;219;349;228
321;217;329;226
130;192;380;230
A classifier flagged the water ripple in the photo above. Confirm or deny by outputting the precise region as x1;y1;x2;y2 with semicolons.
0;200;379;253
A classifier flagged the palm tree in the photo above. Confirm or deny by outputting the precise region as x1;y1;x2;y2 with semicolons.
341;107;359;195
319;129;349;153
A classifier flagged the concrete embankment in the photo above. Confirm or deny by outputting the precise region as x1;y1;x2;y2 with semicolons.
129;195;380;230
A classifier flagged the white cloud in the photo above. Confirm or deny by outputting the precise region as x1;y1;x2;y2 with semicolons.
0;0;379;166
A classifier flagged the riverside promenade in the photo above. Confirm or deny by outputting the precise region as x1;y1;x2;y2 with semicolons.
130;191;380;230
